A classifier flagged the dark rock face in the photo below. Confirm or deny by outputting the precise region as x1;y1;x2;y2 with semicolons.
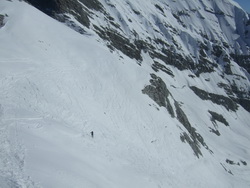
230;83;250;112
208;110;229;127
230;54;250;74
217;82;234;96
174;101;192;131
151;61;175;77
142;74;170;107
148;48;195;71
142;74;175;117
180;132;202;158
238;98;250;112
209;128;221;136
219;54;250;112
0;14;5;27
226;159;239;165
190;86;238;111
142;74;211;158
25;0;60;15
175;101;210;158
217;82;250;112
241;160;248;166
196;57;217;76
25;0;91;27
94;26;143;61
56;0;91;27
78;0;104;11
225;159;248;167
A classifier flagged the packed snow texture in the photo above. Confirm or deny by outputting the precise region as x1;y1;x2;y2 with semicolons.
0;0;250;188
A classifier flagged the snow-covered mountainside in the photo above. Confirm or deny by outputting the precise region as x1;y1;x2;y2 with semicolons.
0;0;250;187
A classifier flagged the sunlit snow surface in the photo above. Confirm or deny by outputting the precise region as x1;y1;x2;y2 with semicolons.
0;1;250;187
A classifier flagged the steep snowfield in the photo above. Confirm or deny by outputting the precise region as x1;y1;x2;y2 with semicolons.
91;0;250;56
0;1;250;188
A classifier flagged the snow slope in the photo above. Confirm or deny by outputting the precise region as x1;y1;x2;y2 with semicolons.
88;0;250;54
0;0;250;188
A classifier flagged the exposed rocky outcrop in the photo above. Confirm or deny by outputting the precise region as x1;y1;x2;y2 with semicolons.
148;48;195;71
208;110;229;127
238;98;250;112
25;0;91;27
217;82;250;112
24;0;59;15
176;101;210;158
226;159;240;166
190;86;238;111
209;128;221;136
142;74;211;158
226;159;248;167
180;132;202;158
93;26;142;61
151;61;175;77
142;74;174;117
0;14;5;28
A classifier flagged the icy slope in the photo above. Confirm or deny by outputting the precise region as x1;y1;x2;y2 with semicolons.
32;0;250;109
32;0;250;58
0;0;250;188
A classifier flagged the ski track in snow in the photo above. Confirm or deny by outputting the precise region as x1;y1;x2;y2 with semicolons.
0;118;38;187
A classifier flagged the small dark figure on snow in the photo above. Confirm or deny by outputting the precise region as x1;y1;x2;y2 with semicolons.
91;131;94;138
